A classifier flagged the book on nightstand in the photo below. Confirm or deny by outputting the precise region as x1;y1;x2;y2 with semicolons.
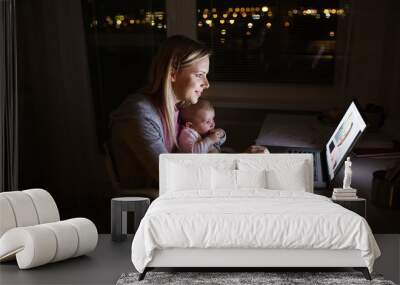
332;187;358;200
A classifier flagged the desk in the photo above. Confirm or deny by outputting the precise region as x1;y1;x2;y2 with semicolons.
256;113;400;154
256;113;400;233
255;114;333;148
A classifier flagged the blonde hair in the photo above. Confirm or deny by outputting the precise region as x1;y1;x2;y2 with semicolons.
180;99;214;124
145;35;211;148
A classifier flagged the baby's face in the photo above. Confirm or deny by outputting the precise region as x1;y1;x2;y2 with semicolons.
191;109;215;135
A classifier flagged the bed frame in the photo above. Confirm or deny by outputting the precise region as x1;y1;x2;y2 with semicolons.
137;154;373;281
139;248;371;280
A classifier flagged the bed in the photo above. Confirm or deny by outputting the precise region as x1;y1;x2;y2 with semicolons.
131;154;380;280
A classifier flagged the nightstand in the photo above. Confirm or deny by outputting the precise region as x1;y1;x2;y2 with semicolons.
331;198;366;218
111;197;150;242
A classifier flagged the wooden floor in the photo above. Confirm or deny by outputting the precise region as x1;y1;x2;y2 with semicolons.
0;235;399;285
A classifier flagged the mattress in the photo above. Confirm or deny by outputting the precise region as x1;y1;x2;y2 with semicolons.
131;190;380;273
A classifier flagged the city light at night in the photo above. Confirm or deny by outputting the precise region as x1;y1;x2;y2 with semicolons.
84;1;345;84
88;5;345;34
195;1;343;84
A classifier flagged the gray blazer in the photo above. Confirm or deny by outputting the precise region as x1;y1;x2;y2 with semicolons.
109;94;167;190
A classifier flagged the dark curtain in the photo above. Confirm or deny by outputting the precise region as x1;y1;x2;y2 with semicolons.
0;0;18;192
16;0;111;232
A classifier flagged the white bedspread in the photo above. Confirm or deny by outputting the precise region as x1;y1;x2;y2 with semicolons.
131;190;380;273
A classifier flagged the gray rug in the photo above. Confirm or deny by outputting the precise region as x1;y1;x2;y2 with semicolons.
116;271;396;285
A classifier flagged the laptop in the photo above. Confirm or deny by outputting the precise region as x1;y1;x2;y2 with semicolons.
266;100;367;189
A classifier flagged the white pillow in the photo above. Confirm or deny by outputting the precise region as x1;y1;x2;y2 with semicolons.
212;168;237;190
236;169;267;189
167;163;212;191
211;169;268;190
266;163;308;191
237;158;310;192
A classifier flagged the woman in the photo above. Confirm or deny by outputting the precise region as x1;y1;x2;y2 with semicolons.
109;35;211;194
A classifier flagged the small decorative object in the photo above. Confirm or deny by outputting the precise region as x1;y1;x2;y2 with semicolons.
332;157;358;200
343;157;352;189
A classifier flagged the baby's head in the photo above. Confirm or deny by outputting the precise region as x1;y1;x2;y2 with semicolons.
180;99;215;135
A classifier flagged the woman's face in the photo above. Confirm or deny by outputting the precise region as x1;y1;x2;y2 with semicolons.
171;56;210;104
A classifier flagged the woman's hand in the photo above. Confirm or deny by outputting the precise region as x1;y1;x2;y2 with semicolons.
244;145;270;154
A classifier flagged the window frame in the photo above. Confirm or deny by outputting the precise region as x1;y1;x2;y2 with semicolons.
167;0;351;111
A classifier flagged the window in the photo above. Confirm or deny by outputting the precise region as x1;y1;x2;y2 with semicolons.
197;0;349;84
81;0;166;141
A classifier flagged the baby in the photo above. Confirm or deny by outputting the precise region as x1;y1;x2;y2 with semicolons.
178;99;226;153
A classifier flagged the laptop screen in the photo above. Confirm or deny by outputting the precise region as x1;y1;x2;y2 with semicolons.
325;101;367;181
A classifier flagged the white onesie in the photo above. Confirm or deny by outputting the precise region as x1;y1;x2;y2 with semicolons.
178;127;226;153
